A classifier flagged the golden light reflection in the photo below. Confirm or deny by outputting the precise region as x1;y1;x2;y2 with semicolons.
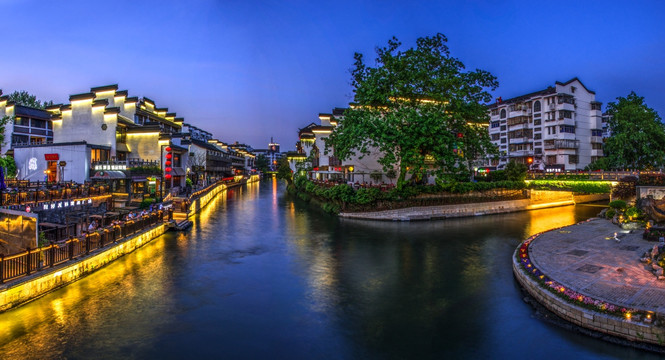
526;205;577;238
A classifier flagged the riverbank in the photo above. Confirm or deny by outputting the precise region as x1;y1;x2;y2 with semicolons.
0;176;258;313
513;218;665;350
339;191;608;221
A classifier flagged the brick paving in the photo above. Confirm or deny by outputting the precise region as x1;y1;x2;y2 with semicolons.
529;218;665;314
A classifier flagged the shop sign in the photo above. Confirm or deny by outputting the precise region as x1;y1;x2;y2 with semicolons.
41;198;92;211
94;164;127;171
45;154;59;161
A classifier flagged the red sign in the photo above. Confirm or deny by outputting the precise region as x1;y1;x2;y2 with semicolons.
45;154;59;161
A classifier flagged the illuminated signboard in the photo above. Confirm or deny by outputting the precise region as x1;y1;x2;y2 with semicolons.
94;164;127;171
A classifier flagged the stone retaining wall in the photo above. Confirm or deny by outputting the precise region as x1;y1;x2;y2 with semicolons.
513;255;665;346
340;191;609;221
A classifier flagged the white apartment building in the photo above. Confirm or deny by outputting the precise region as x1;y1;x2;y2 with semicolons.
487;78;604;171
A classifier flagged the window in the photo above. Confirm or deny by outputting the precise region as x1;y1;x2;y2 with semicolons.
491;109;498;116
491;133;500;140
533;101;541;113
535;148;542;154
547;126;557;135
91;148;109;162
491;121;500;128
559;110;573;119
591;129;602;137
500;138;506;144
14;117;27;126
500;125;506;131
592;143;603;150
500;109;506;119
591;102;602;111
546;155;557;165
568;155;578;164
534;133;542;140
534;118;541;126
559;125;576;134
31;119;46;128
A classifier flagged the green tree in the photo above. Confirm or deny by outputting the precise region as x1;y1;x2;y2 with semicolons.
504;160;527;182
276;157;293;185
604;92;665;169
325;34;498;187
585;157;610;171
255;154;269;173
7;90;54;109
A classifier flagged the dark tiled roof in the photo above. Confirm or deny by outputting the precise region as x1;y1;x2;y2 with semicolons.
69;92;95;101
555;77;595;95
14;105;50;119
90;84;119;93
488;86;556;109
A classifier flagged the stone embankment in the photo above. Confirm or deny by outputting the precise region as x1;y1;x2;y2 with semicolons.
514;218;665;349
339;190;608;221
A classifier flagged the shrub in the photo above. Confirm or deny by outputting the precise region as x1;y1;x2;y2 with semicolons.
638;173;665;186
608;200;627;210
487;170;507;182
612;176;637;199
624;206;642;219
527;180;611;194
606;208;616;219
505;161;527;182
140;198;156;209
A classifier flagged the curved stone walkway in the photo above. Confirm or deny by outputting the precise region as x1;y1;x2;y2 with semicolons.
529;218;665;314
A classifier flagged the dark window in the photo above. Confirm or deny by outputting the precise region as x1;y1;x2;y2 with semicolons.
591;129;602;137
569;155;578;164
533;101;541;113
500;125;506;131
534;133;542;140
559;125;576;134
592;143;603;150
491;121;500;128
500;109;506;119
31;119;46;128
534;118;541;126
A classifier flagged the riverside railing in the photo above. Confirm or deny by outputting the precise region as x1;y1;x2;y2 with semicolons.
527;170;662;181
0;208;172;284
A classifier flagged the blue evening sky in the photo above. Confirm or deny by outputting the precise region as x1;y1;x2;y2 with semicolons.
1;0;663;149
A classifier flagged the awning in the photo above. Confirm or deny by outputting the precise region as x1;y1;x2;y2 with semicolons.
116;143;130;153
91;170;127;180
171;167;186;176
131;176;147;182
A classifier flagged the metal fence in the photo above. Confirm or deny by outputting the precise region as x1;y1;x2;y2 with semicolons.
0;209;172;284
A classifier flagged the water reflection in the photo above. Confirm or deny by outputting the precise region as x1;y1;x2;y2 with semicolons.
0;181;658;360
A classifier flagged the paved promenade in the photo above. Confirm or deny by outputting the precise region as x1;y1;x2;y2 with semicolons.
529;218;665;314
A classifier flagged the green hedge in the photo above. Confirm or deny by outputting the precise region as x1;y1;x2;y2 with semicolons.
527;180;611;194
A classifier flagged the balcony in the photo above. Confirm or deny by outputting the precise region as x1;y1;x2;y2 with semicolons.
509;137;533;144
590;136;603;143
508;108;531;119
544;139;579;150
591;149;603;157
557;118;575;127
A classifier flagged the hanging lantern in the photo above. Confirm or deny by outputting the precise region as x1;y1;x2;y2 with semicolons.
165;174;172;179
165;160;172;166
165;147;172;152
165;167;172;172
166;153;172;159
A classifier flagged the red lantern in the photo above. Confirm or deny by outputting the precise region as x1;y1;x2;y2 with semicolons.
165;147;172;152
166;153;172;159
165;167;172;172
165;174;172;179
165;160;171;166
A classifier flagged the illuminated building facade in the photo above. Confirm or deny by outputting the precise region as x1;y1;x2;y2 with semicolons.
0;90;54;153
487;78;604;171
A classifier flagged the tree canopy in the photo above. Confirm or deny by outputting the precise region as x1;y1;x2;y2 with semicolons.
603;92;665;170
325;33;498;186
255;154;270;173
6;90;54;109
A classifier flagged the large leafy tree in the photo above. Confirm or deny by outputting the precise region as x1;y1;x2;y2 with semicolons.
7;90;53;109
604;92;665;169
255;154;270;173
325;34;498;186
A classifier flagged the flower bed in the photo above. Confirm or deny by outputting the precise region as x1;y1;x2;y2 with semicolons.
516;223;648;321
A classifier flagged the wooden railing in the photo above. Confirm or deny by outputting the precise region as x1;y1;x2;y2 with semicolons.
0;183;110;207
527;170;659;181
0;209;173;284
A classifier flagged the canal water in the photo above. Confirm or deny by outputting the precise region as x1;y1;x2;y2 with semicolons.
0;179;659;359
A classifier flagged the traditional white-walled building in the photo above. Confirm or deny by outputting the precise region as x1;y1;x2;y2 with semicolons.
0;91;54;154
487;78;604;171
290;108;394;184
11;84;189;196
